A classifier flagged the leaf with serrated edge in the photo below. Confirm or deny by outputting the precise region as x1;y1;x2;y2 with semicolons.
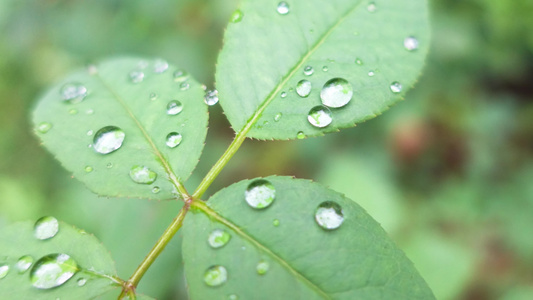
0;220;119;299
183;176;435;299
33;57;208;200
217;0;429;140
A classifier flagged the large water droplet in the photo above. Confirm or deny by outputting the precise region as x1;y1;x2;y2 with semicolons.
296;80;312;98
276;2;289;15
204;89;219;106
207;229;231;249
0;264;8;279
37;122;52;134
77;278;87;287
230;9;243;23
390;81;403;94
303;65;314;76
167;100;183;115
93;126;126;154
307;106;332;128
404;36;419;51
34;216;59;240
60;83;87;104
30;254;79;289
204;265;227;287
315;201;344;230
173;70;189;82
245;179;276;209
129;71;145;83
320;78;353;108
129;166;157;184
153;59;169;73
16;255;34;273
166;132;183;148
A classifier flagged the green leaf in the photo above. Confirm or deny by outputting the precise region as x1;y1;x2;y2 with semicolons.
33;57;208;200
216;0;429;140
0;219;119;299
182;176;434;299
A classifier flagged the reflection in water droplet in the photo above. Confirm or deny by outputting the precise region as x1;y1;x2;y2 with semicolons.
204;90;219;106
315;201;344;230
207;229;231;249
204;265;227;287
0;264;8;279
322;66;328;72
355;58;363;65
303;65;314;76
166;132;183;148
173;70;189;82
34;216;59;240
167;100;184;115
276;2;290;15
129;71;145;83
16;255;34;273
320;78;353;108
296;80;312;98
390;81;403;93
368;70;375;77
245;179;276;209
297;131;305;139
154;59;169;73
60;83;87;104
230;9;244;23
69;109;78;115
85;166;93;173
149;93;157;101
273;219;280;227
404;36;419;51
152;186;160;194
30;253;79;289
307;106;332;128
256;260;269;275
129;166;157;184
77;278;87;287
180;82;190;90
274;113;282;122
37;122;52;134
280;92;287;98
93;126;126;154
367;2;377;12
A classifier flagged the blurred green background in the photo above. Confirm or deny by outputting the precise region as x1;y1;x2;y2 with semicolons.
1;0;532;299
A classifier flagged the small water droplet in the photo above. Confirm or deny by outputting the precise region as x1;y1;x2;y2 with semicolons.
154;59;169;73
280;92;287;98
274;113;282;122
180;82;190;90
228;294;238;300
166;132;183;148
167;100;184;115
296;80;312;98
303;65;314;76
404;36;419;51
129;166;157;184
37;122;52;134
129;71;145;83
30;253;79;289
367;2;377;12
68;109;78;115
93;126;126;154
34;216;59;240
315;201;344;230
256;260;269;275
230;9;244;23
245;179;276;209
86;109;94;115
16;255;34;273
0;264;8;279
320;78;353;108
276;2;290;15
77;278;87;287
204;265;227;287
151;186;160;194
368;70;375;77
204;89;219;106
272;219;280;226
322;66;328;72
355;58;363;65
390;81;403;93
308;106;333;128
297;131;305;139
149;93;157;101
106;163;113;169
201;84;207;91
60;83;87;104
87;65;98;75
173;70;189;82
86;130;93;136
84;166;93;173
207;229;231;249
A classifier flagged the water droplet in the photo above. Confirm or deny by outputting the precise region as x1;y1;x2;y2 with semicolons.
180;82;190;90
68;109;78;115
86;130;93;136
154;59;169;73
228;294;238;300
303;65;314;76
60;83;87;104
129;166;157;184
166;132;183;148
230;9;243;23
149;93;157;101
256;260;269;275
0;264;8;279
367;2;377;12
173;70;189;82
315;201;344;230
204;265;227;287
322;66;328;72
106;163;113;169
204;89;219;106
355;58;363;65
166;100;183;115
296;80;312;98
368;70;375;77
320;78;353;108
274;113;282;122
297;131;305;139
404;36;419;51
77;278;87;287
34;216;59;240
201;84;207;91
390;81;403;93
84;166;93;173
37;122;52;134
207;229;231;249
30;253;79;289
129;71;145;83
87;65;98;75
151;186;160;194
16;255;34;273
86;109;94;115
245;179;276;209
272;219;280;226
276;2;289;15
280;92;287;98
93;126;126;154
307;106;333;128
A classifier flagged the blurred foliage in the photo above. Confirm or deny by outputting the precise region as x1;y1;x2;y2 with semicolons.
0;0;532;299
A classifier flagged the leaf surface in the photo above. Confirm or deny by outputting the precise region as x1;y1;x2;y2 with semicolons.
217;0;429;139
182;176;434;299
33;57;208;199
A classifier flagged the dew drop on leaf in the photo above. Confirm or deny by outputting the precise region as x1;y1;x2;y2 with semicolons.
129;71;145;83
204;265;227;287
153;59;169;74
37;122;52;134
106;163;113;169
60;83;87;104
280;91;287;98
368;70;375;77
276;2;289;15
404;36;419;51
367;2;377;12
297;131;305;139
296;80;312;98
307;106;332;128
151;186;160;194
274;113;282;122
86;109;94;115
16;255;33;273
86;130;93;136
272;219;280;226
390;81;403;93
77;278;87;287
303;65;314;76
355;58;363;65
129;166;157;184
322;66;328;72
320;78;353;108
228;294;238;300
34;216;59;240
93;126;126;154
180;82;190;90
230;9;243;23
84;166;93;173
68;109;78;115
166;132;183;148
173;70;189;82
166;100;183;115
30;253;79;289
0;264;9;279
204;89;219;106
315;201;344;230
256;260;270;275
207;229;231;249
245;179;276;209
149;93;157;101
